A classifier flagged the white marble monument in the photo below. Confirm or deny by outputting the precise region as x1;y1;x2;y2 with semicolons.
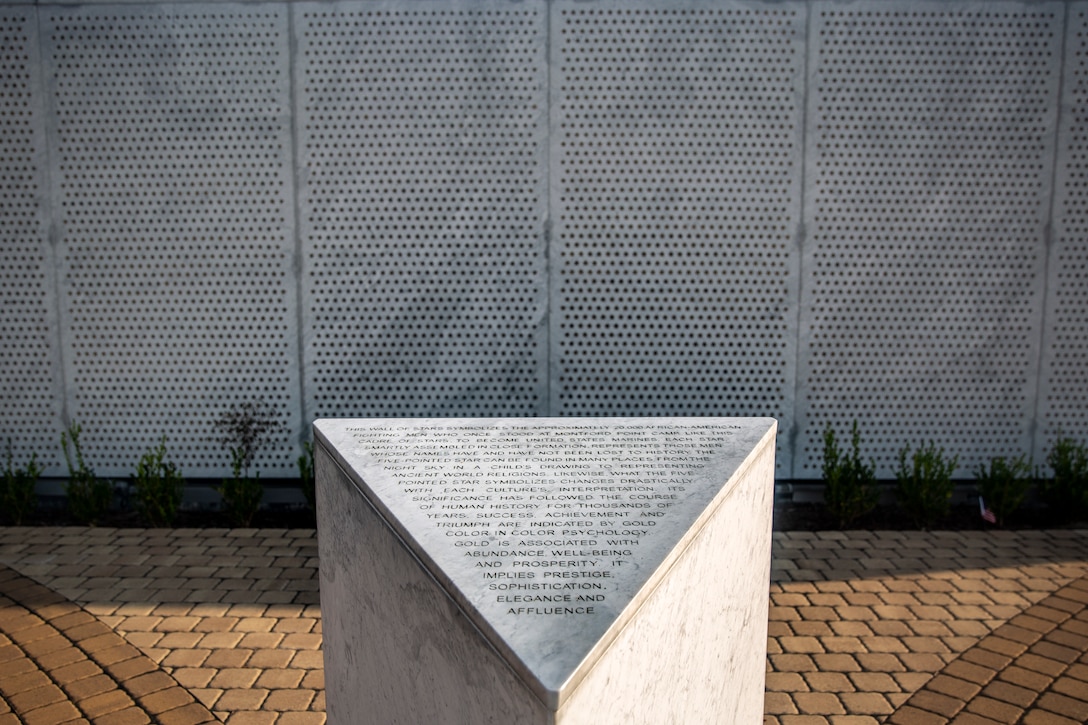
315;417;776;724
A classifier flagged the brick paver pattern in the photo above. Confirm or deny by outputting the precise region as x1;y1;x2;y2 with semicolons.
0;526;1085;724
0;562;216;725
888;573;1088;724
766;529;1088;724
0;529;322;725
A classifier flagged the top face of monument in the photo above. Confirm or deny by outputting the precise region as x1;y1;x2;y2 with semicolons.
314;417;776;709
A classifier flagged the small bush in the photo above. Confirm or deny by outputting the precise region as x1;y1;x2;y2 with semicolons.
219;448;263;527
133;435;184;527
60;422;112;525
1042;436;1088;521
895;441;958;530
822;421;878;528
2;440;42;525
213;400;282;527
975;454;1032;527
298;440;315;513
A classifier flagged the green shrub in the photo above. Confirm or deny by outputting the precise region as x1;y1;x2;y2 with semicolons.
213;400;281;527
60;422;113;526
975;454;1032;527
895;441;958;530
1042;436;1088;521
822;421;878;528
218;448;263;527
133;436;184;527
298;440;315;513
2;440;42;525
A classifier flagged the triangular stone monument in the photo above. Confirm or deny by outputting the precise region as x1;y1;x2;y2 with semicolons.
315;417;776;724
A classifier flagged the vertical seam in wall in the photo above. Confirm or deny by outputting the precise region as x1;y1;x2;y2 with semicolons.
788;0;816;480
1034;0;1071;465
286;4;309;446
34;4;71;445
544;0;555;417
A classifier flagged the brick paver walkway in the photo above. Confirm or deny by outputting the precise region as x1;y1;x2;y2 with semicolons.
0;563;215;725
889;574;1088;724
0;526;1085;724
767;530;1088;724
0;529;322;725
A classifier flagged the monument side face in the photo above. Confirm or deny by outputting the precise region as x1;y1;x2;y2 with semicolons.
316;444;550;725
555;438;775;724
316;417;775;723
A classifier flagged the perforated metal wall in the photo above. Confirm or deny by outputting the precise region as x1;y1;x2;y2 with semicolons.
2;0;1087;480
797;2;1060;476
1041;3;1088;461
296;3;549;421
0;7;59;468
43;5;299;476
551;1;805;474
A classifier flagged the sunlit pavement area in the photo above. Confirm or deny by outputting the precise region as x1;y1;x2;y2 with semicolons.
767;530;1088;724
0;527;1086;724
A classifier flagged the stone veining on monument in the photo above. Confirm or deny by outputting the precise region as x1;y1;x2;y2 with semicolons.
315;417;775;712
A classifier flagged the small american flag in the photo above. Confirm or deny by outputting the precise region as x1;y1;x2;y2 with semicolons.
979;497;997;524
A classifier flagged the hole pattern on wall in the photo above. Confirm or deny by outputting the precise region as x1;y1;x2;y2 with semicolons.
552;3;803;473
297;4;548;418
1041;6;1088;460
799;5;1058;476
1;0;1082;481
46;7;297;475
0;9;58;468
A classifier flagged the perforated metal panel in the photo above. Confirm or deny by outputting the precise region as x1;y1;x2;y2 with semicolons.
797;2;1059;476
44;6;299;476
1040;3;1088;462
551;1;805;474
0;7;61;470
2;0;1088;482
296;2;549;420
